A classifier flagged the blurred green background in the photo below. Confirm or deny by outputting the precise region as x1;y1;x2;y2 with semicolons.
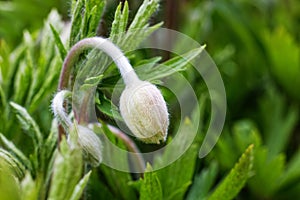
0;0;300;199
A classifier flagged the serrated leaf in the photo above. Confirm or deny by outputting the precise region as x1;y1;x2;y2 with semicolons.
13;59;32;105
187;161;218;200
117;0;162;51
123;22;163;52
5;44;26;97
128;0;159;31
70;0;85;46
26;11;63;108
10;102;43;146
28;56;61;112
110;1;129;43
139;46;205;82
69;171;92;200
207;144;254;200
87;0;105;36
70;0;104;46
0;133;32;171
140;163;162;200
118;1;129;35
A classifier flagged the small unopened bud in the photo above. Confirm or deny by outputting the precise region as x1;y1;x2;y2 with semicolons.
70;125;102;167
120;80;169;144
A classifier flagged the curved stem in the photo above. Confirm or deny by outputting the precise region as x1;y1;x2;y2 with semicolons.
58;37;140;91
107;124;146;172
90;123;146;174
52;90;72;130
52;90;72;144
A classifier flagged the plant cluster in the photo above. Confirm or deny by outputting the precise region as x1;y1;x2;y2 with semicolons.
0;0;299;200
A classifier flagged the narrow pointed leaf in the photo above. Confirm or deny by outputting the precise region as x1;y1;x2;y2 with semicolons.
0;133;32;171
10;102;43;146
69;171;92;200
50;24;67;60
207;144;254;200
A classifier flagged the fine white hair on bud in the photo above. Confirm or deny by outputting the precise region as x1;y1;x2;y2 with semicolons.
120;80;169;144
70;124;103;167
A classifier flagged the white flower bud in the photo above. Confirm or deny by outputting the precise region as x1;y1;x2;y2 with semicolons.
120;80;169;144
70;125;102;167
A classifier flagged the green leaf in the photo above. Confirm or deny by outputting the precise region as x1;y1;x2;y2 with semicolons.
95;91;123;121
0;84;7;115
279;148;300;187
87;0;105;36
186;161;218;200
0;161;21;200
28;56;61;112
248;147;285;197
2;43;26;97
259;88;298;159
264;27;300;99
207;144;254;200
110;1;129;43
70;0;85;46
44;120;59;163
10;102;43;146
154;118;199;200
13;57;32;105
0;148;25;178
50;24;67;60
118;0;162;51
128;0;159;31
69;171;92;200
118;1;129;36
70;0;105;46
20;172;39;200
232;120;262;154
0;40;11;83
140;163;163;200
139;46;205;82
0;133;32;171
48;138;83;200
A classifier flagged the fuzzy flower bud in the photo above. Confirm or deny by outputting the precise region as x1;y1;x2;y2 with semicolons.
58;37;170;144
70;125;102;167
120;80;169;144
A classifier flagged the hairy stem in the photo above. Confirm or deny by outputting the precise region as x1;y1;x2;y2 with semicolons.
52;90;72;130
58;37;140;91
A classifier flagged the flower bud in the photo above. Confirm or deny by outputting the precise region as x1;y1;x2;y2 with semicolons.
70;125;102;167
120;80;169;144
